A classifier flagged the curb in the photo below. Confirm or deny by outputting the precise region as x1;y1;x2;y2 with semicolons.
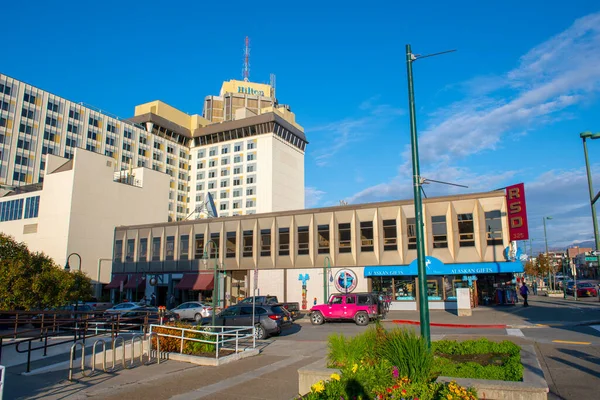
392;319;506;329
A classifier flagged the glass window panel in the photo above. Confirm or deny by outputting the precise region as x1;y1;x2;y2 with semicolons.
407;218;417;250
360;221;374;252
318;224;330;254
339;223;352;253
298;226;309;255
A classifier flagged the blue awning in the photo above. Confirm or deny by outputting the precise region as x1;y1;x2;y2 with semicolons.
365;257;523;277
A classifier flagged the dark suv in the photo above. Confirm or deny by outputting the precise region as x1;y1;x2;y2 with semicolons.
202;304;292;339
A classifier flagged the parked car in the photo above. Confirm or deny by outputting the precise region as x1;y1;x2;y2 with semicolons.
200;304;292;339
84;299;113;312
565;281;576;295
102;306;179;329
104;302;145;314
237;296;300;320
575;282;598;297
171;302;213;322
309;293;383;326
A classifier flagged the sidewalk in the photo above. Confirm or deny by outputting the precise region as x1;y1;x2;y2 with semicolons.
295;295;600;328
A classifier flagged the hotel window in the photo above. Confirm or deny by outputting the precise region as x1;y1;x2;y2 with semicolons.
209;160;216;167
485;210;503;246
233;189;241;197
247;165;255;173
360;221;374;252
45;116;58;127
247;177;255;184
209;147;217;157
246;199;255;208
221;169;229;177
383;219;398;251
220;203;228;210
180;234;189;260
318;224;330;254
220;180;228;188
222;157;229;165
234;144;242;152
232;201;241;209
68;108;80;120
243;230;253;257
220;191;228;199
407;218;417;250
210;233;220;258
165;236;175;260
260;229;271;256
67;124;78;134
247;154;255;161
233;178;241;186
458;213;475;247
47;101;59;113
20;123;33;135
194;233;205;259
339;223;352;253
0;83;11;95
233;167;241;174
247;142;255;150
126;239;135;262
114;240;123;262
221;146;229;154
89;117;100;127
152;237;161;261
139;238;148;262
197;150;205;158
197;162;205;169
21;108;34;119
226;232;236;258
208;182;215;189
432;215;448;248
298;226;309;255
246;187;255;196
234;155;242;163
23;93;36;104
279;228;290;256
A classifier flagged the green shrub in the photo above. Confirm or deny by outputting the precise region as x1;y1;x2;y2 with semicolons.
327;327;378;368
152;322;216;355
376;328;433;383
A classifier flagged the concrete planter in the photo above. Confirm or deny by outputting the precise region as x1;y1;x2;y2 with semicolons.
166;348;260;366
297;345;549;399
545;293;564;298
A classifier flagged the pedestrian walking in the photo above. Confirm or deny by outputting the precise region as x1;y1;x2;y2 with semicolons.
168;294;176;309
532;280;538;295
150;293;156;306
520;283;529;307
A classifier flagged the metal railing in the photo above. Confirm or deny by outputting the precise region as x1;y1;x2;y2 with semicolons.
149;324;255;359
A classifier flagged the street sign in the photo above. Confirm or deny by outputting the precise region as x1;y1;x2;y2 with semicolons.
585;256;598;261
592;251;600;256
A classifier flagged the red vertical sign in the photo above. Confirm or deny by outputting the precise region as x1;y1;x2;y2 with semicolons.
505;183;529;241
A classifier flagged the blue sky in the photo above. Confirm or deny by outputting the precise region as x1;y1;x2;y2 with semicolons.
2;1;600;252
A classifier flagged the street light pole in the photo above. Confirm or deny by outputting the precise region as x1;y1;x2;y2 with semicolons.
562;254;567;299
581;132;600;276
543;217;552;290
65;252;82;311
323;256;331;303
203;240;219;327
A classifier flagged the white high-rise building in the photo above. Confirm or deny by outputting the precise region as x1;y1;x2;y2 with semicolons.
0;74;307;221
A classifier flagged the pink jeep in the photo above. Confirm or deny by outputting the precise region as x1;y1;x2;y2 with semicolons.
309;293;381;326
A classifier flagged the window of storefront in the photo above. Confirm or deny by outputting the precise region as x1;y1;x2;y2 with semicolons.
114;240;123;261
279;228;290;256
458;213;475;247
383;219;397;251
126;239;135;262
139;238;148;262
407;218;417;250
360;221;374;252
180;235;189;260
226;232;236;258
210;233;220;258
318;224;330;254
152;237;161;261
394;277;416;300
426;277;443;300
243;230;253;257
443;276;469;301
372;277;394;296
298;226;309;255
339;223;352;253
485;210;503;246
194;233;204;259
260;229;271;256
432;216;448;248
165;236;175;260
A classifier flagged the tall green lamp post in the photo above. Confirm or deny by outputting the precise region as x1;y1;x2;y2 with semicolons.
323;256;331;303
202;240;219;327
405;44;455;346
580;131;600;274
543;217;552;290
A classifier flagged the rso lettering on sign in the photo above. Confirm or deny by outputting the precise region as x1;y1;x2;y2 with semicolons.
505;183;529;241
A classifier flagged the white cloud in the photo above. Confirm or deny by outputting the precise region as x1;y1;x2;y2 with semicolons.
305;186;326;208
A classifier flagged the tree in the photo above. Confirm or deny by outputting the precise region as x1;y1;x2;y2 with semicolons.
0;233;93;310
524;259;540;276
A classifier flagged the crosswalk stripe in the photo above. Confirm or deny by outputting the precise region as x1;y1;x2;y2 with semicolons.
506;328;524;337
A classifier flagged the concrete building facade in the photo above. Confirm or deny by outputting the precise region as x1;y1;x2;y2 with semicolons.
111;190;524;310
0;148;170;287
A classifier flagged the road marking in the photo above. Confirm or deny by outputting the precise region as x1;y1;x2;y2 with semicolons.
552;340;591;345
506;328;524;337
591;325;600;333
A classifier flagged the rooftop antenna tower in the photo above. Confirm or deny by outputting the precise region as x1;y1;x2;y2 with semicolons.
243;36;250;82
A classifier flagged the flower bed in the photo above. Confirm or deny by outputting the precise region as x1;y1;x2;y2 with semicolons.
151;322;218;356
432;338;523;381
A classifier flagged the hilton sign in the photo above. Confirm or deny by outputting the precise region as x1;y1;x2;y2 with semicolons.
505;183;529;241
237;86;265;96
